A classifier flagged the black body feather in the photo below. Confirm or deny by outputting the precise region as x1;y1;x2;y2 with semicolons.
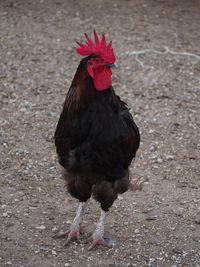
54;56;140;211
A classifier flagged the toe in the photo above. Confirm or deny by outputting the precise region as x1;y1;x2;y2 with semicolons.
52;231;70;239
64;230;81;246
53;228;84;246
87;237;111;250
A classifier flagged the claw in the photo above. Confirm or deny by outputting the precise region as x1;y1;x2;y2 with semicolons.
64;229;82;246
53;230;72;239
53;228;84;246
85;236;111;250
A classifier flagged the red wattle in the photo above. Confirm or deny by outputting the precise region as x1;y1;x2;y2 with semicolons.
90;67;112;91
94;70;112;91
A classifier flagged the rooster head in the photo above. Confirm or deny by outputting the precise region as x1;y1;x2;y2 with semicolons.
76;31;116;91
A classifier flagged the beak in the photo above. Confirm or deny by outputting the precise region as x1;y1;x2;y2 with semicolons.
107;63;116;68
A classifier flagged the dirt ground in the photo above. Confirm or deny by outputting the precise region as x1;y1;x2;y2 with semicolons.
0;0;200;266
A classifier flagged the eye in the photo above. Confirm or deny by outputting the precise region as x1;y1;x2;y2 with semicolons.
93;58;100;64
93;58;104;64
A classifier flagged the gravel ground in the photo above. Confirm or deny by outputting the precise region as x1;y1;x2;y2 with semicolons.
1;0;200;266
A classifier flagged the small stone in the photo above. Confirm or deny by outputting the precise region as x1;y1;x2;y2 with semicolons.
146;215;158;220
194;216;200;224
3;211;12;217
35;225;46;230
166;154;175;160
188;224;195;231
156;158;163;163
40;246;51;252
52;250;57;255
149;145;157;152
0;141;8;147
15;148;25;154
52;226;59;233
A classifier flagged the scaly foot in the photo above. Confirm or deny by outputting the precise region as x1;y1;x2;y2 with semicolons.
85;209;111;250
53;202;86;246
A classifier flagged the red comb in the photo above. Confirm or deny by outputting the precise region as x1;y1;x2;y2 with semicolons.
76;31;116;64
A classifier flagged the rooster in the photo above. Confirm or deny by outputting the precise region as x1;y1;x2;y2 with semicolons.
54;31;140;249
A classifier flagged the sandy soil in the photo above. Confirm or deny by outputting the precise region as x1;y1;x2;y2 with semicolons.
1;0;200;266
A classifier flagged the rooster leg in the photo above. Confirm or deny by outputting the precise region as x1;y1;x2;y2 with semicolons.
54;202;86;245
64;201;86;245
87;210;110;250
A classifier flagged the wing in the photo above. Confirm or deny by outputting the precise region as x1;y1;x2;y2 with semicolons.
119;98;140;161
54;106;92;170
